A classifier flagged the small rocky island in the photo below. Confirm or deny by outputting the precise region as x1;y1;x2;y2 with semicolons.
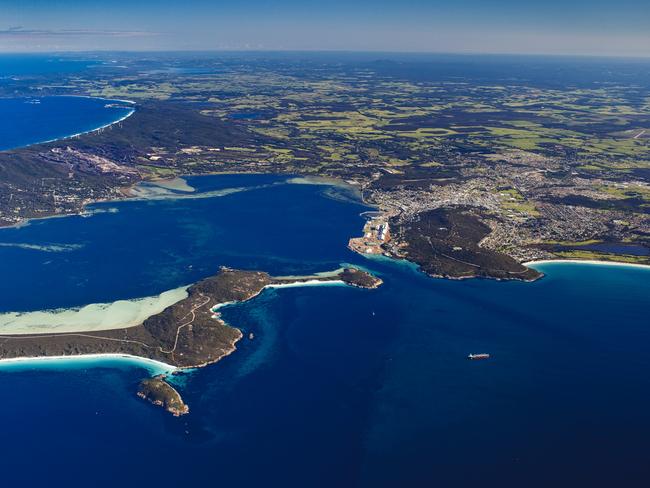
137;376;189;416
0;266;382;415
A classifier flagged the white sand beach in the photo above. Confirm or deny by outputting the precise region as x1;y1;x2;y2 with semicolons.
0;353;175;374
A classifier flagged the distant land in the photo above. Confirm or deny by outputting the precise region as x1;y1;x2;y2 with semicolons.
0;53;649;484
0;52;647;281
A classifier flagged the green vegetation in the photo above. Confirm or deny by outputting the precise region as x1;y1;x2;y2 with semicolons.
598;184;650;203
496;188;540;217
69;61;650;186
1;53;648;276
553;250;649;264
544;239;602;246
137;165;176;177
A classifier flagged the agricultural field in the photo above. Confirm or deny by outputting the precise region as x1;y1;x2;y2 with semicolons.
1;53;648;275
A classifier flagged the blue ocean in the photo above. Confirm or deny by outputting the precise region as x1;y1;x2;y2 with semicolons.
0;96;133;151
0;55;649;487
0;172;648;487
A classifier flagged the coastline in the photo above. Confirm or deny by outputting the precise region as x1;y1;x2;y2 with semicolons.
0;172;357;231
0;352;176;374
524;259;650;271
266;279;347;289
0;96;137;230
198;275;374;369
0;269;379;375
3;96;136;151
362;249;542;282
38;99;135;146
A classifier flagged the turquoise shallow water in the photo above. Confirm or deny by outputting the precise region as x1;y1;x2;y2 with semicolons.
0;174;648;487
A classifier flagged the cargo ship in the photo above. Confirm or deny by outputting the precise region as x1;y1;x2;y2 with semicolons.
467;353;490;360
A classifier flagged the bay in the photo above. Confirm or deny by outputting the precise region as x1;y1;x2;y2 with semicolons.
0;174;648;487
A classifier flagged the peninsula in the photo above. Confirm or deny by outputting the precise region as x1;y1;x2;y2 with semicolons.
0;266;382;415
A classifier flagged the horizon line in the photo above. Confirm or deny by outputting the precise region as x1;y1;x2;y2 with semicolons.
1;47;650;61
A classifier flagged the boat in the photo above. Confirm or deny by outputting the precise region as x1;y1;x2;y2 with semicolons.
467;353;490;360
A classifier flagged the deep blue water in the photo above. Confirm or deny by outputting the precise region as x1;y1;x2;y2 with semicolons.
0;96;133;151
0;174;649;487
0;54;95;76
0;174;364;311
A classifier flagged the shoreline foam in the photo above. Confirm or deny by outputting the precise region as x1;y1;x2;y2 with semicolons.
9;96;136;151
266;279;347;289
0;353;175;374
0;277;351;372
211;279;348;315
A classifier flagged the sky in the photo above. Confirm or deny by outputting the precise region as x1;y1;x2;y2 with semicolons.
0;0;649;57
